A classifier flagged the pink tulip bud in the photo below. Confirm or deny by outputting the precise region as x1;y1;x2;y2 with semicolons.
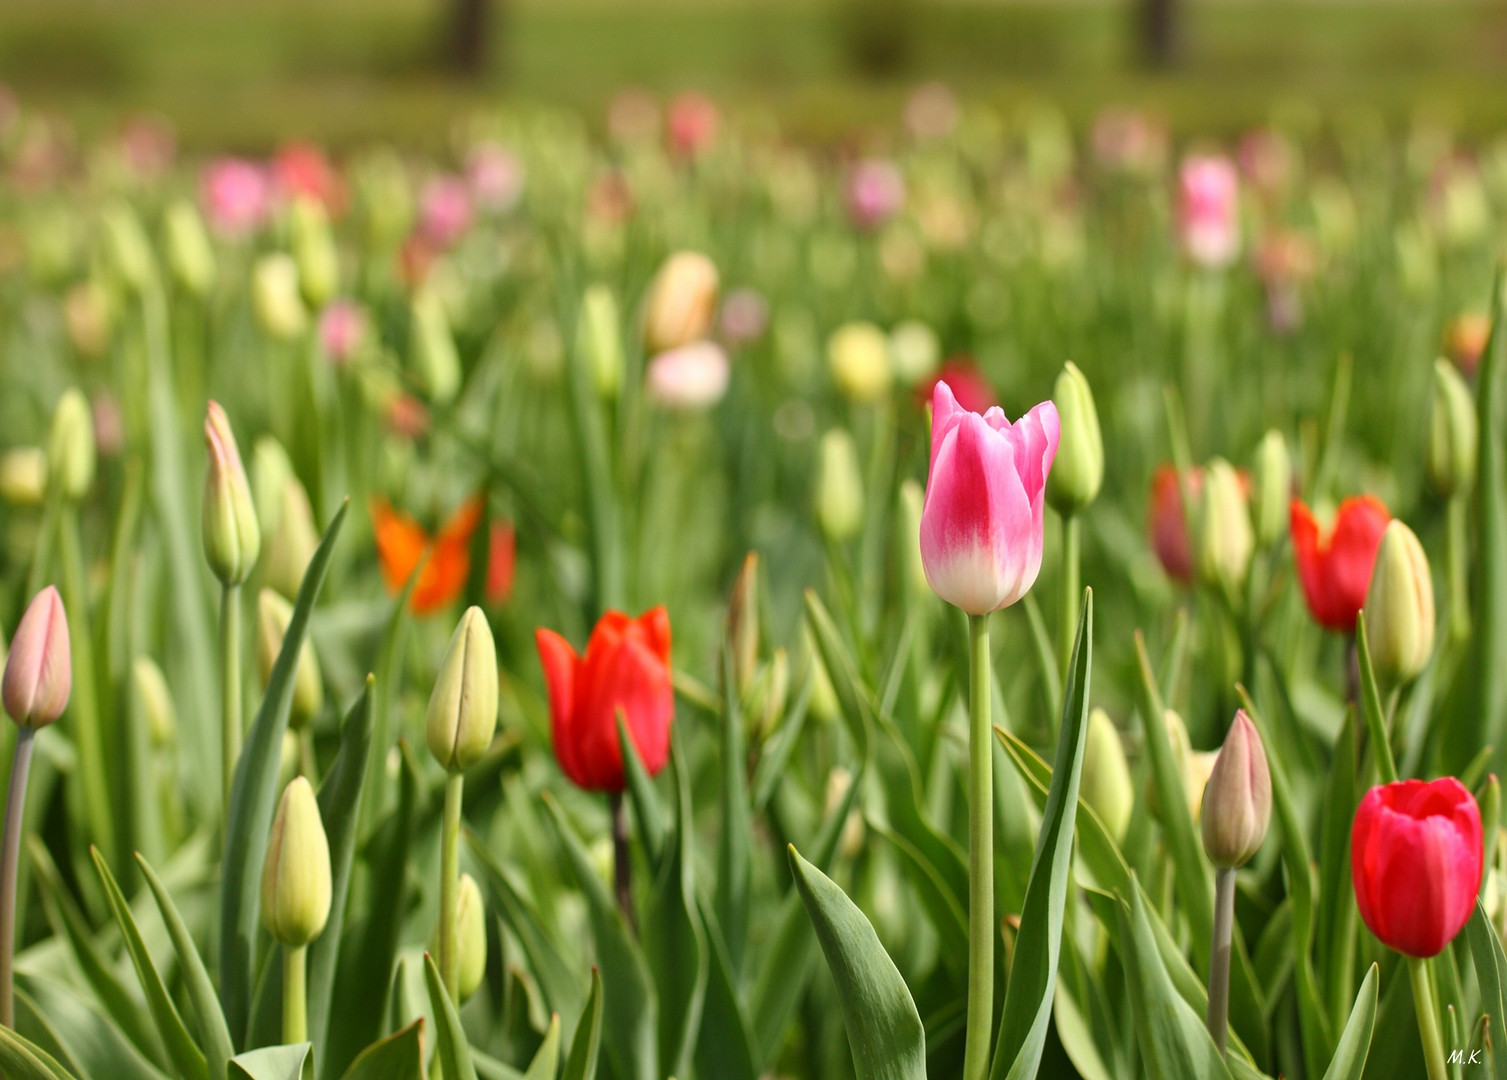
846;159;906;230
2;587;71;728
1178;154;1240;269
466;143;525;212
317;300;368;366
919;381;1060;614
418;176;473;250
200;158;271;239
666;93;718;158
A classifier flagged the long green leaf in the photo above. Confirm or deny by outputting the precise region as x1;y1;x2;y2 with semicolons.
522;1015;560;1080
15;980;168;1080
716;646;752;974
0;1022;81;1080
560;970;603;1080
695;899;759;1080
229;1043;311;1080
1322;964;1379;1080
337;1020;423;1080
424;953;480;1080
1466;901;1507;1080
617;712;665;870
803;590;871;761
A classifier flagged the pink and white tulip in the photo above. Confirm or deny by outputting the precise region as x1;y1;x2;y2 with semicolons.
1178;154;1241;269
2;586;71;728
201;158;271;238
646;341;730;410
920;381;1059;614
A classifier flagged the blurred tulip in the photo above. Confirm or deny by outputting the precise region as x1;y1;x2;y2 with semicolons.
201;157;271;238
371;496;482;615
646;341;730;410
916;361;994;415
261;777;332;948
1197;458;1254;602
257;590;323;729
202;401;261;587
727;553;762;696
846;159;906;230
643;251;719;353
132;656;176;748
466;143;524;212
428;873;487;1003
486;521;515;606
1083;709;1133;843
426;607;499;773
1178;154;1240;269
536;608;674;793
317;300;368;367
919;380;1059;615
1251;431;1291;547
1445;313;1491;377
290;197;338;307
889;320;941;387
827;321;892;403
163;200;216;298
410;290;460;404
719;288;769;346
1291;496;1390;632
273;142;345;215
418;176;473;249
897;478;929;603
1201;710;1271;869
252;254;307;340
0;449;46;507
816;429;864;544
667;93;718;158
1363;521;1435;686
1429;358;1478;498
1149;465;1198;584
63;281;113;359
577;285;624;400
47;388;95;501
1047;362;1104;516
101;202;156;295
2;587;70;728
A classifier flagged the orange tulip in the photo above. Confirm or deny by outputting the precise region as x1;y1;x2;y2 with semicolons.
370;496;483;614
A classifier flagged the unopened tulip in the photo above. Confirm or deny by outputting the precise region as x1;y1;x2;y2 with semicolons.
201;158;271;238
919;381;1059;614
0;449;46;507
1251;430;1290;547
1082;708;1133;842
643;252;718;353
418;176;474;250
1363;521;1435;686
1445;313;1491;377
202;401;261;587
535;608;673;792
1046;362;1104;516
666;93;718;158
132;656;176;748
827;321;892;403
645;341;730;410
578;285;624;400
317;300;367;367
1201;710;1272;869
1179;154;1241;269
264;476;318;600
1352;777;1482;957
252;254;307;340
48;388;95;501
1429;359;1478;499
746;648;790;744
290;197;338;307
897;479;929;603
1291;496;1390;631
726;553;761;696
101;202;156;295
260;777;332;947
2;587;70;728
816;429;864;544
846;159;906;230
164;199;216;298
426;607;499;774
257;590;323;729
428;873;487;1004
1149;465;1198;583
1197;458;1254;602
410;290;460;404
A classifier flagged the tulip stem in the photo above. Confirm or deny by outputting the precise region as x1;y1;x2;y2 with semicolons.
1409;956;1449;1080
282;944;307;1045
1059;514;1080;685
1447;495;1471;643
610;791;635;933
439;772;463;1000
220;583;242;817
963;612;994;1080
0;725;35;1029
1206;867;1235;1054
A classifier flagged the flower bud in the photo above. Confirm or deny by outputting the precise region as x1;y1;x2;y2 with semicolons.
1082;708;1133;843
252;253;308;340
2;587;71;728
428;873;487;1004
260;776;332;947
645;341;729;410
1363;520;1435;686
1251;429;1291;547
265;476;318;600
827;321;892;403
48;388;96;502
101;201;157;296
889;321;940;387
897;479;929;603
202;401;261;586
803;626;839;725
1046;362;1104;516
578;285;624;400
427;607;499;773
746;648;789;743
290;196;338;307
1428;358;1478;499
164;199;216;299
1201;710;1272;869
132;656;177;748
643;252;718;353
1146;708;1194;823
411;290;460;404
257;590;323;729
816;429;864;544
727;553;761;697
1196;458;1254;602
0;448;47;507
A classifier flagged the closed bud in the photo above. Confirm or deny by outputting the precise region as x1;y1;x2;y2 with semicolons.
265;476;318;600
578;285;624;400
290;197;338;307
1251;429;1291;547
1082;708;1133;843
727;553;761;696
1146;708;1196;823
1046;362;1104;515
252;253;307;340
816;429;864;543
802;626;839;725
251;437;295;535
897;479;929;603
202;401;261;586
2;587;71;728
643;251;718;353
1363;520;1435;686
164;199;216;298
827;321;892;403
101;201;157;295
1428;358;1478;498
0;448;47;507
428;873;487;1004
260;777;332;947
426;607;499;773
257;590;323;729
1196;458;1254;602
131;656;177;748
48;388;96;501
1201;710;1272;869
411;290;461;404
746;648;790;743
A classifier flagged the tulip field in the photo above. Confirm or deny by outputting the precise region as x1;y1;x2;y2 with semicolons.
7;80;1507;1080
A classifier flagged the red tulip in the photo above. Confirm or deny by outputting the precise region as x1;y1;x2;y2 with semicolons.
1351;778;1482;958
1149;466;1200;584
485;521;516;606
535;608;673;793
1290;496;1390;631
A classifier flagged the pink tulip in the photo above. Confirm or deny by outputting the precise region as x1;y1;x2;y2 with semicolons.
418;176;473;249
466;143;525;212
1178;154;1240;269
846;159;906;230
646;341;730;410
201;158;271;238
318;300;368;366
2;586;71;728
667;93;718;158
920;381;1059;614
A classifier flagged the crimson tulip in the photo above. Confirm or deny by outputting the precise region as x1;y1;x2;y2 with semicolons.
1148;465;1199;583
1351;778;1483;958
535;608;674;793
1290;496;1390;631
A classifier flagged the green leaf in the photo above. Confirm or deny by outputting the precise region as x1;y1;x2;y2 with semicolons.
1355;617;1398;783
228;1043;311;1080
424;953;480;1080
787;845;925;1080
90;847;210;1080
1322;964;1379;1080
751;677;813;815
1466;901;1507;1080
716;647;752;974
617;711;666;870
695;900;759;1080
522;1014;560;1080
133;852;236;1080
0;1022;82;1080
337;1020;423;1080
15;979;168;1080
560;970;603;1080
803;589;871;761
991;588;1092;1080
220;500;348;1044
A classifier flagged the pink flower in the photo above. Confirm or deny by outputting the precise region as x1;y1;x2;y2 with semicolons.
273;142;346;215
201;158;271;238
847;159;906;230
318;300;368;366
667;93;718;158
2;586;71;728
1178;154;1241;269
920;381;1060;614
646;342;730;410
418;176;473;249
466;143;524;211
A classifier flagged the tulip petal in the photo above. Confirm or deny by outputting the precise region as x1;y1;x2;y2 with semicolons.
535;629;582;784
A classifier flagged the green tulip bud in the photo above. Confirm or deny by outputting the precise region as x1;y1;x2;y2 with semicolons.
265;476;318;600
411;290;460;404
746;648;790;744
816;429;864;543
889;320;940;387
1082;708;1133;843
290;197;338;308
426;607;499;773
251;437;295;536
261;777;332;947
1363;520;1435;687
1046;361;1104;515
578;284;624;400
1196;458;1254;603
257;590;323;729
802;626;839;725
897;479;929;603
132;656;177;748
0;448;47;507
1200;710;1272;870
202;401;261;586
1251;429;1291;547
1428;358;1478;498
163;199;216;299
727;553;761;697
428;873;487;1004
357;149;414;250
48;389;95;502
252;254;307;340
827;321;893;403
101;201;157;296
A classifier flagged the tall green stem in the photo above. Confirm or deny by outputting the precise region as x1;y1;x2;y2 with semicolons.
439;773;464;999
283;944;307;1044
1408;956;1449;1080
1059;514;1079;683
220;583;242;817
0;726;35;1029
1448;494;1471;643
1207;867;1235;1054
963;613;994;1080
